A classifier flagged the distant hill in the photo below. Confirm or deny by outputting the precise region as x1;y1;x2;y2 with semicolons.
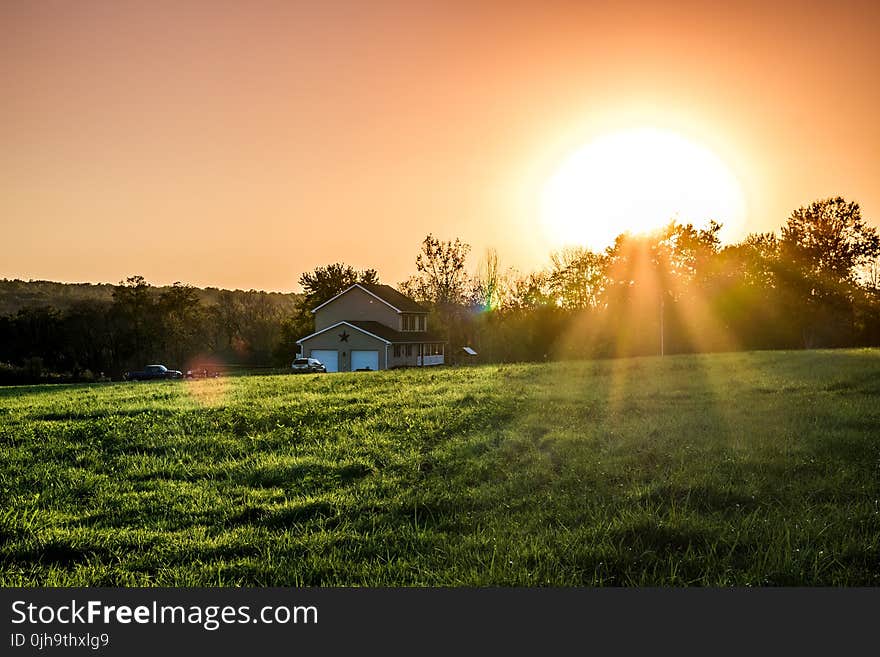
0;278;300;315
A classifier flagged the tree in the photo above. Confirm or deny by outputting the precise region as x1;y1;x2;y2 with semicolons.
63;299;114;375
779;197;880;346
298;263;379;307
658;220;722;294
548;246;607;310
506;271;554;311
110;275;157;370
468;248;503;311
209;290;244;354
400;234;471;307
733;232;780;290
158;282;203;366
780;197;880;288
709;233;796;349
399;235;473;359
236;291;289;365
290;263;379;343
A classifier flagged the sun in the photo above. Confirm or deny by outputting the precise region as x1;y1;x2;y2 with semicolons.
541;127;747;249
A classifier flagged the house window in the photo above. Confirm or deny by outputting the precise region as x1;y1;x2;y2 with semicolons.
405;344;412;357
402;314;424;331
394;345;401;358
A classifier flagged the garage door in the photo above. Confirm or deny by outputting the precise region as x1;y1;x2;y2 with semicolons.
310;350;339;373
351;350;379;371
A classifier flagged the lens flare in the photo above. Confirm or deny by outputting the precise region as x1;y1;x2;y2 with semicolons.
183;356;231;406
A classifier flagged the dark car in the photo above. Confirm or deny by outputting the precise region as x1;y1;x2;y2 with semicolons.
292;358;326;373
124;364;184;381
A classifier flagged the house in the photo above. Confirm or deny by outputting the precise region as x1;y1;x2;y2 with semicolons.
296;283;446;372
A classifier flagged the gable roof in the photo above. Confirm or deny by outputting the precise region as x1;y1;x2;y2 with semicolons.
296;321;392;345
310;283;428;314
296;320;445;345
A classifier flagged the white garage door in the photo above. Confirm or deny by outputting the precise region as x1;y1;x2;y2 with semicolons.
351;350;379;371
310;350;339;373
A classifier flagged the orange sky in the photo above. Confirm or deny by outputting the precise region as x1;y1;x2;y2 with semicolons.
2;1;879;292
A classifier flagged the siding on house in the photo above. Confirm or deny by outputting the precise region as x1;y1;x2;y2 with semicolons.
314;286;399;332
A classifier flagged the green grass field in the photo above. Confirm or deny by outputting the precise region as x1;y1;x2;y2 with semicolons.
2;349;879;586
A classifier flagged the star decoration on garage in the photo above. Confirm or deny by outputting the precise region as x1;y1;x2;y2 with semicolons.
338;331;349;342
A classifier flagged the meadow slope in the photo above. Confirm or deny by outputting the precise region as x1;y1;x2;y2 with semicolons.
2;349;879;586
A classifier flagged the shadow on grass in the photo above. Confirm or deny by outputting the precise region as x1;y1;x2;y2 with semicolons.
634;484;759;513
5;538;111;566
33;408;179;421
0;383;112;399
238;462;372;489
227;500;336;529
824;372;880;394
609;521;714;553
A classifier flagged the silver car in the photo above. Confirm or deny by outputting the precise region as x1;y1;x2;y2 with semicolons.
292;357;326;373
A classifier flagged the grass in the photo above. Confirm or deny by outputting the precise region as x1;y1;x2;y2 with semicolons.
1;349;879;586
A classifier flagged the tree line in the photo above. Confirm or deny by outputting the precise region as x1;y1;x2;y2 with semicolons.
1;196;878;383
457;197;880;362
0;278;298;383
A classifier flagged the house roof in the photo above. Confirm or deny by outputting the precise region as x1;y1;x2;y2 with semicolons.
296;320;445;345
310;283;428;314
348;321;445;343
358;284;428;313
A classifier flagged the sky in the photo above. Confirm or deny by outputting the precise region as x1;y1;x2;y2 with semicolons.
2;1;879;292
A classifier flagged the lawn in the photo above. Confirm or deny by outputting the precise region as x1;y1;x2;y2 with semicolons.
1;349;879;586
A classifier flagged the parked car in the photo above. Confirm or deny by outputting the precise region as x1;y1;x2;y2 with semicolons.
292;357;326;373
124;364;184;381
